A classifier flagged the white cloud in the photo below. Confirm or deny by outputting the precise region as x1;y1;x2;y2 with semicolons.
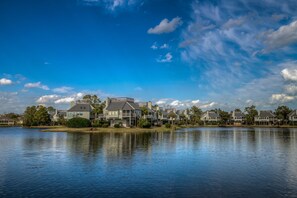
157;53;173;63
151;43;158;50
284;84;297;94
53;86;73;93
160;44;169;49
271;94;296;103
24;82;49;90
79;0;141;12
134;87;143;91
281;68;297;81
200;102;217;109
148;17;183;34
191;99;200;104
36;95;59;104
264;20;297;51
54;93;84;104
0;78;12;85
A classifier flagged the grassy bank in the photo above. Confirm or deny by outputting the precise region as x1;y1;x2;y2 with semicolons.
26;124;297;133
40;126;175;133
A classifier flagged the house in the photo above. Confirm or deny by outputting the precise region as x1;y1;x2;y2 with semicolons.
201;111;221;124
288;109;297;125
254;111;276;125
52;110;67;122
138;101;157;122
230;110;245;125
0;118;15;126
104;97;141;127
66;102;95;120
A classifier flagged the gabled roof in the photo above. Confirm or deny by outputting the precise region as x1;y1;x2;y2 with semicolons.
208;111;220;119
288;110;297;117
68;104;94;112
233;111;245;118
257;110;275;118
106;101;140;111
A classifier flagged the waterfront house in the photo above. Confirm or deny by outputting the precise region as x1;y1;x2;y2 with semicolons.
230;110;245;126
0;117;15;126
254;110;276;125
288;110;297;125
201;111;221;124
52;110;67;122
66;102;95;120
104;97;141;127
138;101;158;122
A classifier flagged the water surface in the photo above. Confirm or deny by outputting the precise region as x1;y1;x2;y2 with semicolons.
0;127;297;197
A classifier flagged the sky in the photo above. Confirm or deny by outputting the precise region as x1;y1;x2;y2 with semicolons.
1;0;297;113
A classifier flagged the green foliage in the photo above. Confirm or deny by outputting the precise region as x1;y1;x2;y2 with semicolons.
217;109;231;125
114;123;121;128
92;120;110;127
190;106;202;125
23;106;51;126
83;94;105;115
138;118;151;128
57;115;67;126
141;106;149;117
245;105;258;125
275;105;292;124
165;123;171;128
66;117;91;128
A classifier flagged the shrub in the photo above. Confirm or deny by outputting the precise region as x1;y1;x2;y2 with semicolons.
138;118;151;128
102;123;109;128
165;123;171;128
66;117;91;128
92;120;110;128
114;123;121;128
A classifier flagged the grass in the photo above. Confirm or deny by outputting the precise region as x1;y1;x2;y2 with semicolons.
39;126;176;133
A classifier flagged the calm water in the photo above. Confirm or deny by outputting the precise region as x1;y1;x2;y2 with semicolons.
0;127;297;197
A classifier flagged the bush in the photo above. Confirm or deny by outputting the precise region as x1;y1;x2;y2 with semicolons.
92;120;110;128
114;123;122;128
66;117;91;128
165;123;171;128
138;118;151;128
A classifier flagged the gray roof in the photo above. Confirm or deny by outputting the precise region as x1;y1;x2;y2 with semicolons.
233;111;245;118
56;110;67;116
208;111;220;119
257;110;275;118
106;101;140;111
288;110;297;117
68;104;94;112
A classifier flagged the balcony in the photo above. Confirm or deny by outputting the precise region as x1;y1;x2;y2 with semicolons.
122;113;137;117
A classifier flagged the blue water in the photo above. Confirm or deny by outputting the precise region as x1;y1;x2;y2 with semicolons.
0;127;297;197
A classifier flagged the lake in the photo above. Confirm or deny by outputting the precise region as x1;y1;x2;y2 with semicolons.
0;127;297;197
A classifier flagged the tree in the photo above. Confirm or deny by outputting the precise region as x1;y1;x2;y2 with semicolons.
23;106;37;126
23;106;51;126
275;105;292;125
168;111;177;125
217;109;230;125
47;106;56;114
34;106;51;126
190;106;202;125
141;106;149;118
83;94;104;117
245;105;258;125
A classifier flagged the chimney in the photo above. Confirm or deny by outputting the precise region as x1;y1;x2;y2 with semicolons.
148;101;152;110
106;97;111;107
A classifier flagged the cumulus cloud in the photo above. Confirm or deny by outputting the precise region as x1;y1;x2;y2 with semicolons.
157;53;173;63
54;93;84;104
78;0;141;12
53;86;73;93
0;78;13;85
36;95;59;104
24;82;49;90
148;17;182;34
271;94;296;103
281;68;297;81
154;98;217;109
151;43;169;50
264;20;297;51
284;84;297;94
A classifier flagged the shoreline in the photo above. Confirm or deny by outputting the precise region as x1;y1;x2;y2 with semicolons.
19;124;297;133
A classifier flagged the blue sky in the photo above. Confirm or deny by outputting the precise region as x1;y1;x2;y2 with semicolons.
1;0;297;113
